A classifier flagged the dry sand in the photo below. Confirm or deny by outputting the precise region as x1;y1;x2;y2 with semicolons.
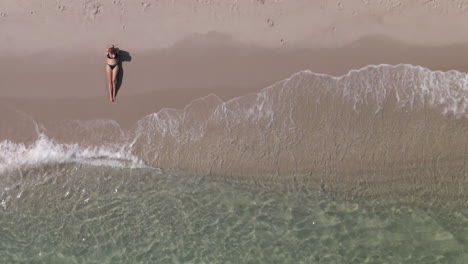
1;0;468;128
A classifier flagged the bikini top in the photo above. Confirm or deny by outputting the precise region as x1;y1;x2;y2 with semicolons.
107;52;119;59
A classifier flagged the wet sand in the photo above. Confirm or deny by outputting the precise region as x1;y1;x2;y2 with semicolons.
2;34;468;130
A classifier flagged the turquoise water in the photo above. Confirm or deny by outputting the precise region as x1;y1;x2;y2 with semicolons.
0;164;467;263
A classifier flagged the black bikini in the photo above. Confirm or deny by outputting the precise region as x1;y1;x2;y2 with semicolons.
107;53;119;70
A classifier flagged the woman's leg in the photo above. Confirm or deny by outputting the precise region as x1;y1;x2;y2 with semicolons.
106;65;113;102
111;65;120;101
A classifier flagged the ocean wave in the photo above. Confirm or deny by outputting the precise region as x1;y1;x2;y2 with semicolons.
0;134;146;172
128;64;468;175
335;64;467;115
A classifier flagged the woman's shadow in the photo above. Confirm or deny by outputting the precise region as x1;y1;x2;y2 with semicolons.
116;50;132;97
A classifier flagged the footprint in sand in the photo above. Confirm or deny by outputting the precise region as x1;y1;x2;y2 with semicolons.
229;3;240;14
58;5;66;11
196;0;213;4
113;1;125;15
337;2;344;10
0;12;8;18
267;18;275;27
84;1;103;19
141;2;151;12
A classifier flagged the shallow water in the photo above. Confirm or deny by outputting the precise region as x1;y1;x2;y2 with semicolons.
1;164;467;263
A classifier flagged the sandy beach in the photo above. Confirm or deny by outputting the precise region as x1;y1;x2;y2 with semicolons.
1;0;467;174
0;1;467;121
0;0;467;176
1;0;468;132
2;0;468;100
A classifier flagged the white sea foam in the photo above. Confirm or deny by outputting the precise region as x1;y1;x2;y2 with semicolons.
0;134;146;172
305;64;468;116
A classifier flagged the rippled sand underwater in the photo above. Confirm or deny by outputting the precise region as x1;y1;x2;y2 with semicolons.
0;164;467;263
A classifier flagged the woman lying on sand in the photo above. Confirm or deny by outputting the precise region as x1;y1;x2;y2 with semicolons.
106;45;119;102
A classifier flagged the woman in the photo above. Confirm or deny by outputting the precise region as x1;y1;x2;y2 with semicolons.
105;45;119;102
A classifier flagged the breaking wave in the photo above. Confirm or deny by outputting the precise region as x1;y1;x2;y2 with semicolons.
0;134;145;173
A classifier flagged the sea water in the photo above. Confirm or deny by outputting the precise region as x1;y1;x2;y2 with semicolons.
0;164;467;263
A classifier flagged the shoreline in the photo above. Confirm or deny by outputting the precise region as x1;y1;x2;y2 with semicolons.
2;34;468;130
